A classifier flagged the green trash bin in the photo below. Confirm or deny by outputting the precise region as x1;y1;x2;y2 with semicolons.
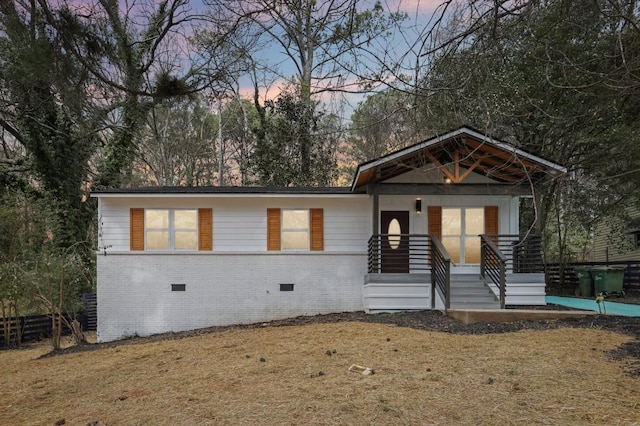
590;266;626;295
574;266;593;297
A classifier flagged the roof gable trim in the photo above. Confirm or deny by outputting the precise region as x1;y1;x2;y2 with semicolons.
351;126;567;190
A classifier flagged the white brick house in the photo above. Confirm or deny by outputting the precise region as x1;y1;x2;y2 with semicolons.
93;127;566;342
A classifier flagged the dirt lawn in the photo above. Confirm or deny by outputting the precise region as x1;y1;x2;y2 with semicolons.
1;317;640;425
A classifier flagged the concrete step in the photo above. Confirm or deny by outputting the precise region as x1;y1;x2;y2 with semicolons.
448;309;597;324
450;279;493;294
449;275;500;310
452;296;498;305
450;274;483;282
450;282;486;290
450;301;502;309
450;286;493;295
451;294;496;302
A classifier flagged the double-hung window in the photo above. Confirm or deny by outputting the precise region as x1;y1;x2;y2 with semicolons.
130;208;212;251
145;209;198;250
429;206;498;265
281;209;310;250
441;207;485;264
267;208;323;251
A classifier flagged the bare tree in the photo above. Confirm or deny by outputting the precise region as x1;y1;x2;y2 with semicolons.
414;0;640;263
135;96;219;186
203;0;405;183
217;96;260;185
348;89;421;163
36;0;235;188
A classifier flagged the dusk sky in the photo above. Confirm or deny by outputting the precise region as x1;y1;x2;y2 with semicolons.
60;0;446;117
227;0;444;117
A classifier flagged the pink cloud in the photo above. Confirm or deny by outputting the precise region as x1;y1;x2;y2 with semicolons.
236;78;288;103
386;0;442;14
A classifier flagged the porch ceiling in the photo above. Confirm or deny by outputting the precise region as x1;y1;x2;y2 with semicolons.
351;127;566;191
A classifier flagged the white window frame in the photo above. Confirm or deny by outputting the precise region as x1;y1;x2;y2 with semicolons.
145;209;198;251
442;207;484;265
281;209;310;250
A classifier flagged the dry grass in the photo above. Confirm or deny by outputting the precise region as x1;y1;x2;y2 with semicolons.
1;323;639;425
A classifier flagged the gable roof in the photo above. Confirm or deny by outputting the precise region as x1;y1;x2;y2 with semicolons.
351;126;567;191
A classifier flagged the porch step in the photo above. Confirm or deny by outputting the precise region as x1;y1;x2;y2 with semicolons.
449;275;501;310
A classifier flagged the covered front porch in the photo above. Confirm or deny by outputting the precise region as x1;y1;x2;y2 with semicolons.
363;233;545;312
351;127;566;313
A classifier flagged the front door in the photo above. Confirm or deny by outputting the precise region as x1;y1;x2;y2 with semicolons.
381;211;410;273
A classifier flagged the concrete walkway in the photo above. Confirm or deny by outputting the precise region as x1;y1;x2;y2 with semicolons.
546;296;640;317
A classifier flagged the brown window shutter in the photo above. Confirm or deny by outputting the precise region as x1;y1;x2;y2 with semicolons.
130;208;145;251
427;206;442;240
198;208;213;251
310;208;324;251
267;208;281;251
485;206;499;236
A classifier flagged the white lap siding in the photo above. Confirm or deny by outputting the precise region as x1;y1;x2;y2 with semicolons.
377;194;518;235
98;196;369;253
96;195;370;342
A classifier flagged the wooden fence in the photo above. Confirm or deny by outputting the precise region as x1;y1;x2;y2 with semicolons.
81;293;97;332
546;261;640;291
0;314;71;348
1;293;97;347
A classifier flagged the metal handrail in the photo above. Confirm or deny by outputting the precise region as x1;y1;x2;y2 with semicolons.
368;232;541;311
430;235;451;311
367;234;431;273
484;234;544;273
480;235;506;309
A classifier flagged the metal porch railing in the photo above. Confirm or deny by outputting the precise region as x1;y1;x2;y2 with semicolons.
484;234;544;273
367;233;542;311
480;235;507;309
480;234;543;309
367;234;431;273
430;235;451;310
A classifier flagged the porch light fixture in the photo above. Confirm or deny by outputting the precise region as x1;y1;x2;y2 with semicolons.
415;198;422;214
443;176;452;184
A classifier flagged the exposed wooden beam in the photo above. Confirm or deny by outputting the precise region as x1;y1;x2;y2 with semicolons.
458;157;485;182
457;157;525;179
355;135;549;190
459;162;522;183
459;147;531;175
454;150;460;182
355;168;376;189
375;183;532;196
424;150;456;182
464;138;539;170
377;163;414;182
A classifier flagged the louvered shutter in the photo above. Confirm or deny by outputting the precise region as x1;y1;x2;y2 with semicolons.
484;206;499;239
198;208;213;251
267;208;281;251
310;208;324;251
428;206;442;239
130;208;145;251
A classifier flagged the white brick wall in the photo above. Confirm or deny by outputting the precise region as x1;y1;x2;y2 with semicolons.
97;253;366;342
